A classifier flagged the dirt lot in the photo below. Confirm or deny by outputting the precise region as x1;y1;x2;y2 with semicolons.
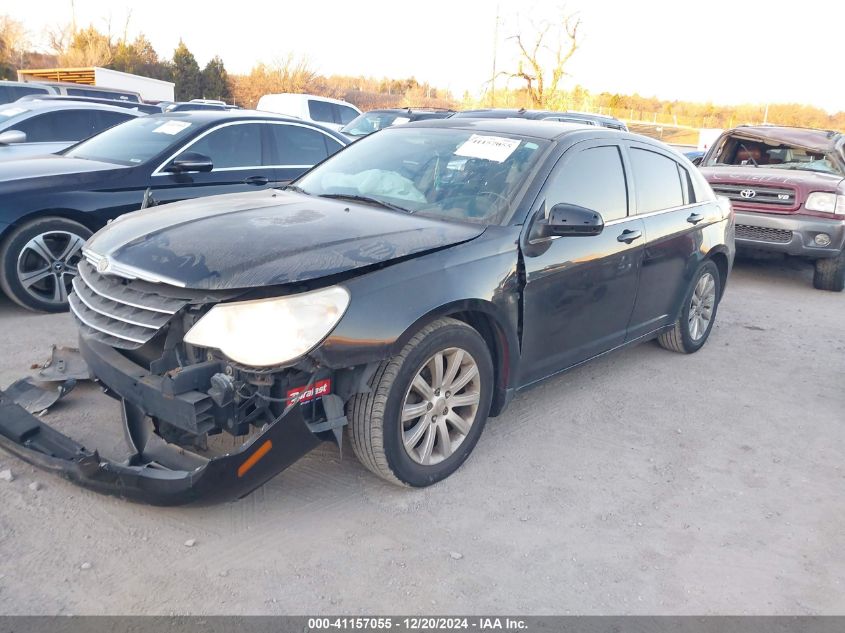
0;256;842;616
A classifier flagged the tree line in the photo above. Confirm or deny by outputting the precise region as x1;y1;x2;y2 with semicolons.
1;14;842;132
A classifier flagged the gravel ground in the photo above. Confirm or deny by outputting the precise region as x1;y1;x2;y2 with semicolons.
0;255;842;615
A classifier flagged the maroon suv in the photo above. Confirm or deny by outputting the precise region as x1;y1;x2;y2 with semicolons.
700;125;845;291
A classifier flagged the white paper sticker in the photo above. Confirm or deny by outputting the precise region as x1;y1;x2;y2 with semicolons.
455;134;520;162
0;107;28;118
391;116;411;126
152;121;192;135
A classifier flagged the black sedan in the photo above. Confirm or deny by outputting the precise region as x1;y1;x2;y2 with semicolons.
0;110;347;311
0;119;735;504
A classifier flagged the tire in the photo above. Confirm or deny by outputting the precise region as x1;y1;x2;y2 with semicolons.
0;217;92;313
658;260;721;354
347;317;494;487
813;251;845;292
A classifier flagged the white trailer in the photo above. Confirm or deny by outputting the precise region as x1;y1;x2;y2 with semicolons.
17;67;175;102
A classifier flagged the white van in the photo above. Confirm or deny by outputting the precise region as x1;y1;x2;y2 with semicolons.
256;93;361;131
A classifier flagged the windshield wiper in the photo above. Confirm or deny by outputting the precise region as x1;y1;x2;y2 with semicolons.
318;193;410;214
738;143;759;168
282;184;309;195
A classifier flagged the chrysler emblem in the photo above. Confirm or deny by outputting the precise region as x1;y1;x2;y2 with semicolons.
96;257;110;274
740;189;757;199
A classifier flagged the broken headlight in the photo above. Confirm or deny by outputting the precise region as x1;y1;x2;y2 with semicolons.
184;286;350;367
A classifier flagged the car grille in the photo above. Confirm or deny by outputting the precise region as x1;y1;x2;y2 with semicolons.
711;183;795;207
69;260;191;350
735;224;793;244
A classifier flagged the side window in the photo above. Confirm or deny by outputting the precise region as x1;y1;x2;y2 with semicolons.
630;148;684;213
308;100;335;124
335;104;359;125
95;111;134;133
268;124;338;166
188;123;262;169
546;145;628;222
14;110;99;142
0;85;49;102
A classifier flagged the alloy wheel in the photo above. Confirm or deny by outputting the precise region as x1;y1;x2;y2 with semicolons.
16;231;86;306
688;271;716;341
401;346;482;465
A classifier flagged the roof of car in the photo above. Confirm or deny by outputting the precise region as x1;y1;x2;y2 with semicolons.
401;116;622;141
3;99;144;115
145;109;349;141
453;108;624;124
730;125;843;152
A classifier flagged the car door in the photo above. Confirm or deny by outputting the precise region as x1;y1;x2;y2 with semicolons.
519;141;645;386
624;142;722;339
265;122;345;186
148;121;275;205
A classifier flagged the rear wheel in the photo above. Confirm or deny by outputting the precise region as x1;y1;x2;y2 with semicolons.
813;251;845;292
347;317;493;487
0;217;91;312
658;260;721;354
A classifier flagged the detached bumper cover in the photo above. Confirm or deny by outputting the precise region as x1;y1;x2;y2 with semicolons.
734;210;845;257
0;339;323;506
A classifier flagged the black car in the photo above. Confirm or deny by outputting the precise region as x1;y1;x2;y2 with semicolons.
0;110;347;312
0;118;735;505
453;108;629;131
340;108;454;140
0;98;143;158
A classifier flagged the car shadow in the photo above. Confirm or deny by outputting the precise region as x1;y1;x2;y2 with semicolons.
730;252;815;290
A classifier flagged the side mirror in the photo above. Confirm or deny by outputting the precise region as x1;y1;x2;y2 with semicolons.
164;152;213;173
536;203;604;238
0;130;26;145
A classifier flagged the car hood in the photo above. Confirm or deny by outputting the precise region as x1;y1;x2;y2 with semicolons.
85;189;486;290
701;166;844;191
0;154;125;189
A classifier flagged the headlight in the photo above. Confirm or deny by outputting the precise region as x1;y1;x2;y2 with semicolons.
184;286;350;367
805;192;845;215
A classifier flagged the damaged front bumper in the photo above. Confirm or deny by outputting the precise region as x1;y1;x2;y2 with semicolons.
0;338;330;506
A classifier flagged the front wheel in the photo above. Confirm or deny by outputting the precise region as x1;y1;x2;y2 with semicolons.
813;251;845;292
658;260;722;354
347;317;494;487
0;217;92;312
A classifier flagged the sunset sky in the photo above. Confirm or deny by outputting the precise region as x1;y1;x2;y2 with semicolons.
10;0;845;113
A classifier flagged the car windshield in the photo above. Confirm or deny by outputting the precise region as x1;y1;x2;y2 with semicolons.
65;115;198;165
341;112;410;137
294;127;548;225
704;135;844;176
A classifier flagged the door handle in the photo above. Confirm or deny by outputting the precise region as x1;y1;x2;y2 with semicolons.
687;212;704;225
244;175;269;186
617;229;643;244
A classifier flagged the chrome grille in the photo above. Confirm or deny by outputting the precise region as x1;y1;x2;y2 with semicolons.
711;183;795;207
69;260;190;349
735;224;793;244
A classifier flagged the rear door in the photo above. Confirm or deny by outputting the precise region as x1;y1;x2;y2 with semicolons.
624;142;722;339
519;141;645;385
149;121;276;205
265;122;345;186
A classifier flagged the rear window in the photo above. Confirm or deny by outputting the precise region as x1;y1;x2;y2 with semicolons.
308;100;335;124
65;87;139;103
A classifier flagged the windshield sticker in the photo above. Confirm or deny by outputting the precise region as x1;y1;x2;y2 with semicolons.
0;107;28;117
392;117;411;125
152;121;192;135
455;134;521;163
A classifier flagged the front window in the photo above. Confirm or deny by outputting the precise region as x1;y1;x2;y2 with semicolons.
704;134;844;176
294;127;548;225
341;112;410;137
65;115;198;165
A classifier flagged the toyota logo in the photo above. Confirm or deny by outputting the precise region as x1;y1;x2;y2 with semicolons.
740;189;757;199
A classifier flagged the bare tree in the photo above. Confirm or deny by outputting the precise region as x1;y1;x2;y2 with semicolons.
504;7;581;108
0;15;30;68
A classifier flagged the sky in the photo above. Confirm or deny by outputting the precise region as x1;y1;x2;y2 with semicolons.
9;0;845;113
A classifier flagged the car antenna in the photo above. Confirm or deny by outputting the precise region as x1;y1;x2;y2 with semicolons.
738;142;759;168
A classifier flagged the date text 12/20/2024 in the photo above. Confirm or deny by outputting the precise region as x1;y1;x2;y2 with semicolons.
307;617;528;630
